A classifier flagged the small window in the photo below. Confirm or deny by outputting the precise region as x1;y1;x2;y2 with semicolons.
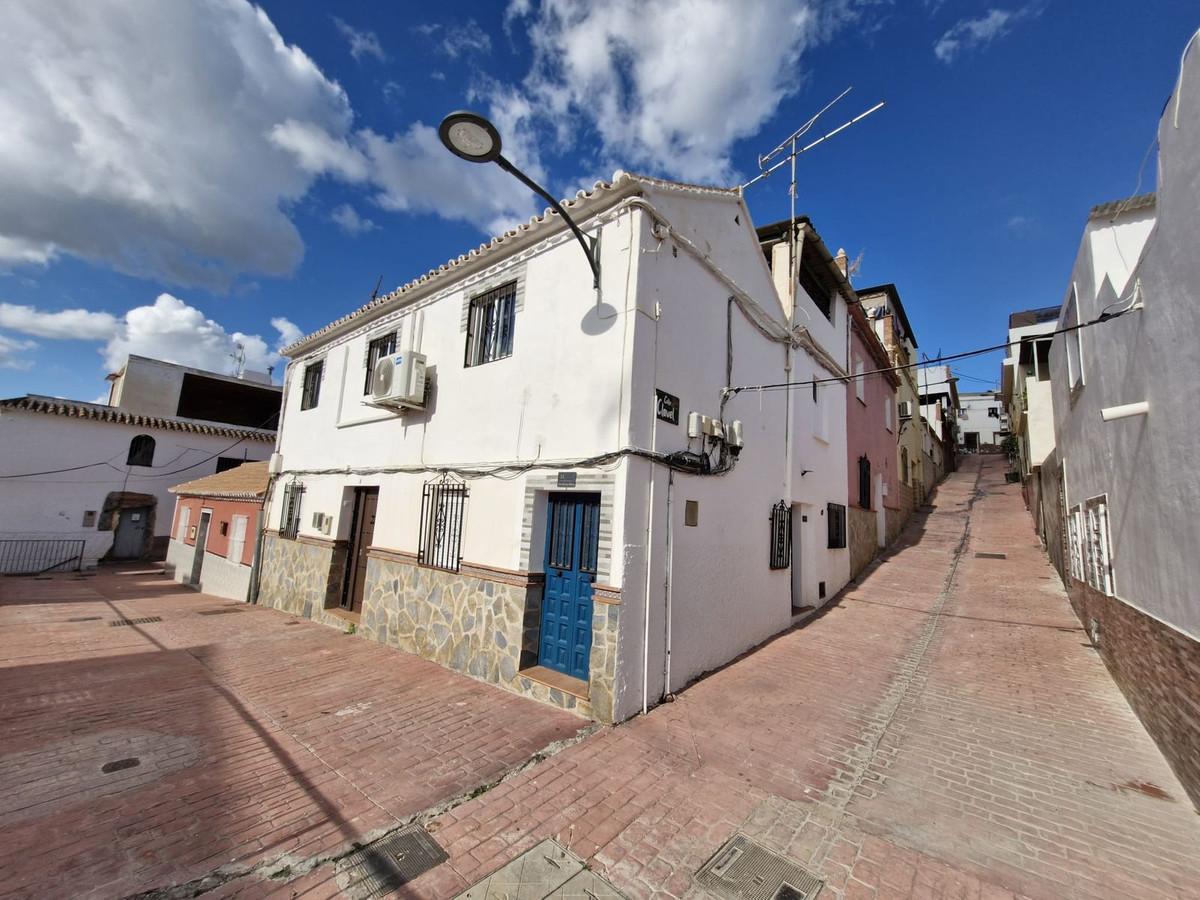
827;502;847;549
280;482;305;539
1084;495;1114;595
229;515;248;564
987;406;999;418
1067;505;1083;582
884;397;893;431
177;506;191;541
465;281;517;367
858;456;872;509
419;478;467;571
900;447;909;484
854;358;865;402
1064;287;1084;391
301;359;324;410
127;434;155;467
769;501;791;569
364;331;397;394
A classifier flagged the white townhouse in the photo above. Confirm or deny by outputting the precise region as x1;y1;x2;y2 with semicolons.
259;172;856;723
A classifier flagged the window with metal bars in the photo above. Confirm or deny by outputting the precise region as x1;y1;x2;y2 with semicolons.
769;501;791;569
464;281;516;367
301;359;323;410
364;332;396;394
419;478;468;571
858;455;871;509
281;482;304;539
827;502;847;549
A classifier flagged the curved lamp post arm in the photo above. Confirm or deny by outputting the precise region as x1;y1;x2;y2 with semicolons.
496;155;600;289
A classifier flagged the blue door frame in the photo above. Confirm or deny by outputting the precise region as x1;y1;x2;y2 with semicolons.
539;492;600;681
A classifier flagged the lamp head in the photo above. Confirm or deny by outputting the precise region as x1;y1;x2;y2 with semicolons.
439;111;502;163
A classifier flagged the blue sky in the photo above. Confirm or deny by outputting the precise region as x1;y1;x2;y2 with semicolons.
1;1;1195;401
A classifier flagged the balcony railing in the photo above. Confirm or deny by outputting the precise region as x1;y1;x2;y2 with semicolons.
0;539;86;575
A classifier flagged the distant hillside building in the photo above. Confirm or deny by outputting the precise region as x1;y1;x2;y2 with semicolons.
0;355;278;573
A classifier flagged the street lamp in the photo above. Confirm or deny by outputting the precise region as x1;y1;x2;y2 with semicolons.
439;110;600;289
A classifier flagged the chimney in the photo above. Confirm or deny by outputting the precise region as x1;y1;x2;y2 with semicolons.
834;247;850;282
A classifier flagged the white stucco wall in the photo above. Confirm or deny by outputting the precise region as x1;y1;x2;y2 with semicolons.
269;180;856;722
1024;378;1055;467
957;393;1005;446
0;410;272;567
1049;44;1198;639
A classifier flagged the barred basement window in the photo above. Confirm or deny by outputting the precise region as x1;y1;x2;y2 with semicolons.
301;359;323;410
419;477;468;571
769;501;791;569
827;502;847;549
465;281;516;367
281;482;305;539
1084;495;1114;595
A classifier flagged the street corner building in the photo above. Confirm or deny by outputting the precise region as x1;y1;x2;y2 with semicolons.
256;172;876;724
0;356;278;574
165;460;270;602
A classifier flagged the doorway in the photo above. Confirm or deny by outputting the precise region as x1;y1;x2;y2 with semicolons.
791;504;806;610
113;506;151;560
964;432;979;452
189;510;211;585
342;487;379;614
539;492;600;681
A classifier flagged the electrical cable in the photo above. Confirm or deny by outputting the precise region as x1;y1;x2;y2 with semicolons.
0;411;278;480
725;305;1135;396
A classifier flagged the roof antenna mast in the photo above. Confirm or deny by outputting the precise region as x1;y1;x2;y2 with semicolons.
742;87;885;301
369;274;383;302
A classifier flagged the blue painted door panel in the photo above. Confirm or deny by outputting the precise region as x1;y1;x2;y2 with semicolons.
539;492;600;681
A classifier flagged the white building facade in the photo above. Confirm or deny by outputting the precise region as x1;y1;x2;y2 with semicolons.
957;391;1006;451
259;174;856;723
1041;31;1200;808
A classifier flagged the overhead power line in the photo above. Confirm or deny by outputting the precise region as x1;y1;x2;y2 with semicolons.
726;306;1131;395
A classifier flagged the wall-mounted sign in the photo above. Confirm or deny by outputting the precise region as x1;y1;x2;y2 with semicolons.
655;389;680;425
557;471;577;488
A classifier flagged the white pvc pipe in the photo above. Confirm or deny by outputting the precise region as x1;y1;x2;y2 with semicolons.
1101;401;1149;422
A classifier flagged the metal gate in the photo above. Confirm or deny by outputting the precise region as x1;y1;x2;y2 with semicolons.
0;539;85;575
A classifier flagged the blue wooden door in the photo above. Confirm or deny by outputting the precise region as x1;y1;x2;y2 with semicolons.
539;493;600;681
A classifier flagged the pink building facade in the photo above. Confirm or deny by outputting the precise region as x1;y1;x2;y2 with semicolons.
846;304;901;578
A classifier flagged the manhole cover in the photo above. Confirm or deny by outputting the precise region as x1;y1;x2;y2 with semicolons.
974;552;1007;559
109;617;162;627
697;835;823;900
340;825;447;898
197;608;243;616
101;757;140;774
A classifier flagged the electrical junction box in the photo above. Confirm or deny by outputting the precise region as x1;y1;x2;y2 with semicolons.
687;412;704;439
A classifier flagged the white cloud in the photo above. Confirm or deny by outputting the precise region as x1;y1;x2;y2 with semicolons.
334;17;385;62
0;333;36;370
934;7;1033;63
330;204;378;235
0;294;299;377
501;0;867;185
1006;214;1034;234
415;20;493;58
269;120;371;181
0;0;354;288
0;303;119;339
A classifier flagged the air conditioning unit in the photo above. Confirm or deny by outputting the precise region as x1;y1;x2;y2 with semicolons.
898;400;913;419
371;352;427;409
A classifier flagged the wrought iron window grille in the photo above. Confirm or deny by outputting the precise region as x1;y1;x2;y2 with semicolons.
419;475;468;572
769;501;791;569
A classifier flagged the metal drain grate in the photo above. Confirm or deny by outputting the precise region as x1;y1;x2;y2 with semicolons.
974;552;1007;559
67;616;102;623
197;608;243;616
101;757;140;774
697;835;823;900
109;616;162;627
339;825;447;898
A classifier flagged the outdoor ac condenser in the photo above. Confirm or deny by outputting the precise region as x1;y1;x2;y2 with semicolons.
371;352;427;409
898;400;913;419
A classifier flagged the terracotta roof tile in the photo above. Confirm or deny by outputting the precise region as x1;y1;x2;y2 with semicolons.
0;395;276;441
169;460;270;498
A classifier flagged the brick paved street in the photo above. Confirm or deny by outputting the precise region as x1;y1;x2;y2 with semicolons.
0;568;586;899
4;454;1199;900
243;454;1196;899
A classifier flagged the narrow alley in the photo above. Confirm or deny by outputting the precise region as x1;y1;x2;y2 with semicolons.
2;456;1197;900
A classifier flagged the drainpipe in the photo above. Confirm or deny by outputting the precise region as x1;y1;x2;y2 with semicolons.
662;468;675;697
641;302;661;716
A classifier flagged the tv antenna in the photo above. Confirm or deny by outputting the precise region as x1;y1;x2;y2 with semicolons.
369;274;383;302
742;87;884;308
230;341;246;378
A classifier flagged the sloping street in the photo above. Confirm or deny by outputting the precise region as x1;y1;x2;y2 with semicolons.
3;455;1198;900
